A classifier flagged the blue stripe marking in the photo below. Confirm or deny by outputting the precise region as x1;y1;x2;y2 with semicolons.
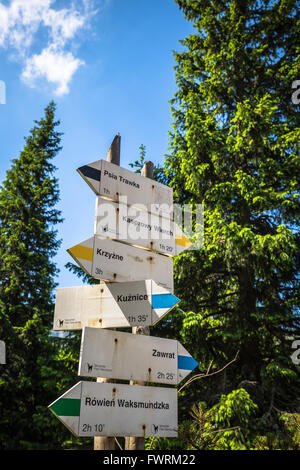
151;294;179;310
178;355;198;371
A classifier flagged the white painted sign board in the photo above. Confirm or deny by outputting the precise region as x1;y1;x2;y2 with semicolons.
53;280;180;330
77;159;173;219
79;328;198;385
0;340;5;364
94;198;192;257
49;381;178;437
67;235;174;292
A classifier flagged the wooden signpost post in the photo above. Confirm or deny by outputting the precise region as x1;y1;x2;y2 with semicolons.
94;134;119;451
49;135;195;451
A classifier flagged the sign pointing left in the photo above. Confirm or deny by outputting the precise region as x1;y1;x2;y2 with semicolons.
49;381;178;437
77;159;173;219
67;235;174;292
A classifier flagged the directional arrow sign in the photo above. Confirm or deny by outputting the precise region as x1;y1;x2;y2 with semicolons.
49;381;178;437
67;235;174;292
0;340;5;364
79;327;198;385
94;198;192;257
77;159;173;219
53;280;180;330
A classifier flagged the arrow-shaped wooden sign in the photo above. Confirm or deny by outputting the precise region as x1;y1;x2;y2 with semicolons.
53;280;180;330
67;235;174;292
77;159;173;219
49;381;178;437
79;327;198;385
0;340;5;364
94;198;192;257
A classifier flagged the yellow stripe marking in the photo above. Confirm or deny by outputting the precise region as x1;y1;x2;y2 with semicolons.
68;244;93;261
175;235;192;248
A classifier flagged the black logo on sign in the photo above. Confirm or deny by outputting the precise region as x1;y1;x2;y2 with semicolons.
152;424;159;434
57;319;64;327
86;363;93;373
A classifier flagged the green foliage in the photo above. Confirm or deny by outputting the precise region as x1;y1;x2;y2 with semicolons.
165;0;299;401
178;389;257;450
0;103;80;449
65;261;99;285
129;144;170;184
177;390;300;450
179;402;225;450
152;0;300;451
209;389;257;449
1;0;299;451
252;412;300;450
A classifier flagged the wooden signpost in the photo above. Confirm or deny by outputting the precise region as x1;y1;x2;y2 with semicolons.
49;135;197;451
67;235;174;292
49;381;178;438
77;159;173;219
78;327;198;385
0;340;5;364
53;280;180;330
94;197;192;256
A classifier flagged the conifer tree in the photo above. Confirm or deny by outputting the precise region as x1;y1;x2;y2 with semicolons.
162;0;300;444
0;102;70;449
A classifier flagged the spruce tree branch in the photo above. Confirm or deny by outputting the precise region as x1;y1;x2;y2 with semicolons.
186;426;241;451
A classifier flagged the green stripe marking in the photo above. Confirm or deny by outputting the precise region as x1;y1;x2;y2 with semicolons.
50;398;81;417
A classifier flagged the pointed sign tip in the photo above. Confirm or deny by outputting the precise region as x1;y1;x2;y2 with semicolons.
190;357;198;370
67;243;93;262
77;163;101;183
178;355;198;371
151;293;180;310
175;227;193;248
49;397;81;417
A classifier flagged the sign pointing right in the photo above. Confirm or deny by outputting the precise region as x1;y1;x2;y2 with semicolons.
53;280;180;330
78;327;198;385
94;197;193;257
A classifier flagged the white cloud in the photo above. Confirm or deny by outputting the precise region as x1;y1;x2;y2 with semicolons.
22;46;84;96
0;0;93;95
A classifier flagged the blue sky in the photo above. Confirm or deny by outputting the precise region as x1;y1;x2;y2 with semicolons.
0;0;193;289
